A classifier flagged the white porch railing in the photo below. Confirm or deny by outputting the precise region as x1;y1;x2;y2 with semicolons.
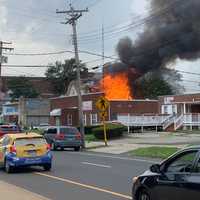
117;113;200;131
183;114;200;125
117;114;169;127
174;114;184;130
162;115;175;130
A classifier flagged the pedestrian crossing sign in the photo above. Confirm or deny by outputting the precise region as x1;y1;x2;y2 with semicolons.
96;96;109;111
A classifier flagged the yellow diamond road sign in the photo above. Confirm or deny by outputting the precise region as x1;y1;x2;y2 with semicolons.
96;97;109;111
99;111;108;119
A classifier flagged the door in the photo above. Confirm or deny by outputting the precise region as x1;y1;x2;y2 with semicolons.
179;154;200;200
154;150;198;200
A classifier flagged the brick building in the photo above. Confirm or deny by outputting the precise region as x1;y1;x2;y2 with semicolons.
159;93;200;115
50;92;158;127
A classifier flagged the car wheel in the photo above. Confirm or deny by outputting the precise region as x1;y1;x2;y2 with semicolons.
74;146;80;152
138;190;150;200
43;164;52;171
51;142;57;151
4;159;13;173
60;147;64;151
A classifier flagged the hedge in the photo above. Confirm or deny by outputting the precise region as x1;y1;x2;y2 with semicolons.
77;125;102;135
93;123;126;139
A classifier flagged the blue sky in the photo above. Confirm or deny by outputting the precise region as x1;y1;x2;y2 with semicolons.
0;0;200;93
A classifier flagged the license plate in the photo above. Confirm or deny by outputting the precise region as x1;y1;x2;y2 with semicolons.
25;158;41;164
27;150;36;156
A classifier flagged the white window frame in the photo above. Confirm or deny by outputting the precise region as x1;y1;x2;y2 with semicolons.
90;113;98;125
67;114;73;126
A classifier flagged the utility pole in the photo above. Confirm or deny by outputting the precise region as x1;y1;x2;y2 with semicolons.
0;41;14;91
0;41;13;77
56;4;88;148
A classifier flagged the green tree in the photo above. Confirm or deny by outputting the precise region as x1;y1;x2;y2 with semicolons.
8;76;39;99
45;58;88;95
138;73;174;99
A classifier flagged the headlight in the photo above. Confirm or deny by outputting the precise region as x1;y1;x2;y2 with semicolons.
132;176;139;183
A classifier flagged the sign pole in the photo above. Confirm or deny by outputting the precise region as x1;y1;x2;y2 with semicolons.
96;96;109;147
103;118;108;146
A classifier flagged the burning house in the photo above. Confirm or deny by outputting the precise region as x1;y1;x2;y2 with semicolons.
50;0;200;132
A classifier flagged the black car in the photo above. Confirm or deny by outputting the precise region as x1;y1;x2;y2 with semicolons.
132;146;200;200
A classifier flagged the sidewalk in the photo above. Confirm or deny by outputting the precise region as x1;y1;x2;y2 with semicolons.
86;132;200;154
0;181;50;200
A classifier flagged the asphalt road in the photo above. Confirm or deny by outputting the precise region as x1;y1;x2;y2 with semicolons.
0;151;155;200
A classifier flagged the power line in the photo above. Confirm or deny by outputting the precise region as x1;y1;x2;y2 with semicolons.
177;70;200;76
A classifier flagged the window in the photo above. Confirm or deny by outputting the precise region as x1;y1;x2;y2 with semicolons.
47;128;57;134
67;114;73;126
55;117;60;126
163;105;168;114
59;127;78;135
195;157;200;172
2;136;11;146
14;138;46;146
165;151;198;173
83;114;87;126
172;105;177;114
90;113;98;125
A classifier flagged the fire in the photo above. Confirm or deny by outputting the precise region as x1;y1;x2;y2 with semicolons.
100;72;133;100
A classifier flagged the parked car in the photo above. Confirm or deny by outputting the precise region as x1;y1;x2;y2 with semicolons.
0;125;21;138
44;126;82;151
132;146;200;200
33;123;50;130
0;133;52;173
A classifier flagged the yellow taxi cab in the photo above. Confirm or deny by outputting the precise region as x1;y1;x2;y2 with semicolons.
0;133;52;173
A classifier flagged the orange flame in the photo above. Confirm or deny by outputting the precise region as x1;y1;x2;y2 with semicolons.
100;72;133;100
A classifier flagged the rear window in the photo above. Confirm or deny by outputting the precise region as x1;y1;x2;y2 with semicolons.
0;126;20;132
14;138;47;146
60;127;78;134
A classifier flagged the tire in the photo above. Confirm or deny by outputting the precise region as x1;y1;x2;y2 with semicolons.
138;189;150;200
4;159;13;173
51;142;57;151
43;164;52;171
60;147;64;151
74;146;80;152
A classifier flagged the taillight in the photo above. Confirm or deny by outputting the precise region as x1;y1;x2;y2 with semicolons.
75;132;81;140
46;144;51;151
55;133;65;140
10;146;16;153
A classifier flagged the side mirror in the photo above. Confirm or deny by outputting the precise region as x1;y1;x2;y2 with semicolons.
150;164;161;173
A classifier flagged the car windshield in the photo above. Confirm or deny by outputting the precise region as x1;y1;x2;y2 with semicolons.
14;138;46;146
60;128;78;134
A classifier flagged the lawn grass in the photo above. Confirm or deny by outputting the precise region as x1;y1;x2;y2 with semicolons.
129;146;180;159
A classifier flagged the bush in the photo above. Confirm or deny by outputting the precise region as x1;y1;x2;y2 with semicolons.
77;125;102;135
93;123;126;140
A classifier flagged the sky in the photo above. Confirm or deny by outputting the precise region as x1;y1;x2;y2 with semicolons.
0;0;200;93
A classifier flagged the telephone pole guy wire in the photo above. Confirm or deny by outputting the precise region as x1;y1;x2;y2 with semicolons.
56;3;88;148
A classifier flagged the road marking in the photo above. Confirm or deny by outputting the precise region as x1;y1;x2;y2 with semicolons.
81;162;111;168
69;152;156;164
35;172;132;200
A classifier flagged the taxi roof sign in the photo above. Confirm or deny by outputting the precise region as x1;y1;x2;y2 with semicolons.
96;96;109;111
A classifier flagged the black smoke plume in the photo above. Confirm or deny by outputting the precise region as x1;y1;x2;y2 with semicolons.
117;0;200;74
